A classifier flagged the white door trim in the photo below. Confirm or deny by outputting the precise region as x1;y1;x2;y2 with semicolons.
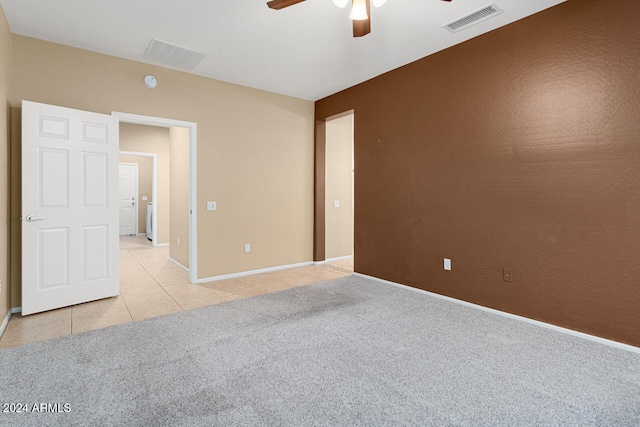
112;112;198;284
119;151;158;246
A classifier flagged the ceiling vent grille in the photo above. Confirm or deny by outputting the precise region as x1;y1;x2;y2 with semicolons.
443;3;504;33
143;39;206;69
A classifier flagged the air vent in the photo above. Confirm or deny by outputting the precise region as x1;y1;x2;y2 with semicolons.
443;3;504;33
143;39;206;69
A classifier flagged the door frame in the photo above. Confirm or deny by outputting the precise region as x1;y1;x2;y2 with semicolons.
119;152;157;243
112;111;198;284
118;161;139;236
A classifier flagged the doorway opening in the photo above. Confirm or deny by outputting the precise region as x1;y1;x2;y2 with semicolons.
314;109;355;273
324;113;354;272
118;162;140;236
113;111;198;283
118;152;157;244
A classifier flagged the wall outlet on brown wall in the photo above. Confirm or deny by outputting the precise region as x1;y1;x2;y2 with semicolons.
503;268;512;282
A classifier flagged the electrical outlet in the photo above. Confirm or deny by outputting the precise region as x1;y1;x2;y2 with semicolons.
503;268;512;282
177;237;181;246
207;201;217;211
245;243;251;253
444;258;451;271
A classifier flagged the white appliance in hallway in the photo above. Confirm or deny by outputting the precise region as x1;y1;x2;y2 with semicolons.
146;202;154;241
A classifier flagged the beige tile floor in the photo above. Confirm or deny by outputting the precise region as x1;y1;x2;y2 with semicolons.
0;236;353;350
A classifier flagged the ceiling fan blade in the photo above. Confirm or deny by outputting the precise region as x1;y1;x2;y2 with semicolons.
352;0;371;37
267;0;306;10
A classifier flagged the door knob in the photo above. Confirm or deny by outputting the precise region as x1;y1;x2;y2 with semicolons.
26;214;46;222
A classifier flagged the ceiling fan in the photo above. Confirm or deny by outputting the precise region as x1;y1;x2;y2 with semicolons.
267;0;453;38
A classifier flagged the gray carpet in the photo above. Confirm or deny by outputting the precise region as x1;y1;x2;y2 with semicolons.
1;275;639;426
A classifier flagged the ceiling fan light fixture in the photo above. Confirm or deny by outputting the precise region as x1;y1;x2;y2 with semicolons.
349;0;368;20
372;0;387;7
333;0;349;8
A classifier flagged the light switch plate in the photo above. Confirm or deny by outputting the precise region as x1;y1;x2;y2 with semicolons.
334;200;340;208
142;196;148;201
444;258;451;271
207;201;217;211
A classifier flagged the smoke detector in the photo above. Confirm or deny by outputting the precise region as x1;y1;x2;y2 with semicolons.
144;75;157;89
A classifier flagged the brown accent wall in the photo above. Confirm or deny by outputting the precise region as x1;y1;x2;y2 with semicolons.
315;1;640;346
313;121;326;262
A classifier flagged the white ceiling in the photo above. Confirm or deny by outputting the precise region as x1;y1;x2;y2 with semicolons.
0;0;565;101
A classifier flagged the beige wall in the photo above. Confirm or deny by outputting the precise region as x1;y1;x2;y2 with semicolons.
169;127;190;268
325;114;353;259
0;6;11;322
119;154;153;234
8;35;313;302
119;124;170;243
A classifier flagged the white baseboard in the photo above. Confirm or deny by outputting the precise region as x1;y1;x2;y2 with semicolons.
0;310;11;339
355;273;640;355
316;255;353;266
326;255;353;263
169;257;190;272
155;243;169;247
195;261;314;284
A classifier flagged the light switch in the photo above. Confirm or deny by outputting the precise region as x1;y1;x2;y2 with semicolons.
333;200;340;208
142;196;148;201
207;201;217;211
444;258;451;271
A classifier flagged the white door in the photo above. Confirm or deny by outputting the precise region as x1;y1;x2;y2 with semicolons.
22;100;120;315
119;163;138;236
